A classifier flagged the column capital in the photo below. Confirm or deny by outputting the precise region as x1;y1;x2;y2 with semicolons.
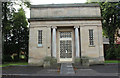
52;26;57;29
74;25;79;28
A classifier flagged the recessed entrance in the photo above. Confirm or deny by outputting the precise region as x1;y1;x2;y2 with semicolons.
59;31;73;62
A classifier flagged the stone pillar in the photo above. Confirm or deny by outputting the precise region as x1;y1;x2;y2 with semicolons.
52;26;57;58
74;26;80;57
97;26;104;61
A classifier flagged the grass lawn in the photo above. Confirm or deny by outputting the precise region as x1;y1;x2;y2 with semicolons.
0;62;28;67
105;60;120;63
0;60;119;67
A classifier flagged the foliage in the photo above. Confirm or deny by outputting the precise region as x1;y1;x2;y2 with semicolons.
105;44;120;60
2;1;30;62
12;8;29;61
2;55;13;62
99;2;120;59
114;45;120;59
99;2;120;43
87;0;120;59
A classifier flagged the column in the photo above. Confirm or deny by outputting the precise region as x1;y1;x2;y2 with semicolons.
74;26;80;57
52;26;57;58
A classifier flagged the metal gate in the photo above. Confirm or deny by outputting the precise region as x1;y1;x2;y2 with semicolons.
59;32;72;62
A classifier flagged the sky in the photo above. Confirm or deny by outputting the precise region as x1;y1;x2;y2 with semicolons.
24;0;87;18
30;0;87;5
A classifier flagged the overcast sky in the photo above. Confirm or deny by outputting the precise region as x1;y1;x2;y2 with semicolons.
25;0;87;18
30;0;87;5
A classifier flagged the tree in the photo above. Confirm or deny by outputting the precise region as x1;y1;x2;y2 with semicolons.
99;2;120;59
2;1;30;62
2;2;16;62
87;1;120;59
12;8;28;61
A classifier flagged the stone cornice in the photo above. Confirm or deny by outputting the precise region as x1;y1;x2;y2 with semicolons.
28;17;102;22
31;3;100;8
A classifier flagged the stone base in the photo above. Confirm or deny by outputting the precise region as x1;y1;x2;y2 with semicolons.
28;57;44;66
74;58;81;66
81;58;89;67
89;61;105;65
89;56;105;65
43;61;50;68
43;57;60;68
28;56;105;67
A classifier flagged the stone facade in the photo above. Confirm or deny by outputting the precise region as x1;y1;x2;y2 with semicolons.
29;3;104;66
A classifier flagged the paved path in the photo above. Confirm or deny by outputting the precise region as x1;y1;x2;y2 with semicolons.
2;63;119;77
60;63;75;75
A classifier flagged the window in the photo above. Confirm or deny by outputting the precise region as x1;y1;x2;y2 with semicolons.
89;29;94;46
60;32;72;38
38;30;42;47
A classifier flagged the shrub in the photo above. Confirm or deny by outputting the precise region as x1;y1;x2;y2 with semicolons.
2;55;12;62
115;45;120;60
105;44;120;60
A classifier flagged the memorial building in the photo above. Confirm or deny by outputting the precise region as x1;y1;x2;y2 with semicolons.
28;3;104;65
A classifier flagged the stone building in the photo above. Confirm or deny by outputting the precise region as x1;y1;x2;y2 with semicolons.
28;3;104;65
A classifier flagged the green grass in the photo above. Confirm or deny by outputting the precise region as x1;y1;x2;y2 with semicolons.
0;62;28;67
0;60;119;67
105;60;120;63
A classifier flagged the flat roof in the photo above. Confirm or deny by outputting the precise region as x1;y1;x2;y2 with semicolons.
31;3;100;8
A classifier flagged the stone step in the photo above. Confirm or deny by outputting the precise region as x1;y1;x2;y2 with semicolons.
60;63;75;75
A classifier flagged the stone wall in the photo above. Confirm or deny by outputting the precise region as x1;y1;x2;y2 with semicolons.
30;20;102;27
28;26;51;66
29;20;104;65
30;4;101;19
80;24;104;64
29;3;104;65
30;7;101;18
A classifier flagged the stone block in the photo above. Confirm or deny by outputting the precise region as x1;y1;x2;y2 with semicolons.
43;61;51;68
31;4;101;18
74;57;81;65
43;56;59;68
81;56;89;66
50;58;60;68
89;57;105;65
